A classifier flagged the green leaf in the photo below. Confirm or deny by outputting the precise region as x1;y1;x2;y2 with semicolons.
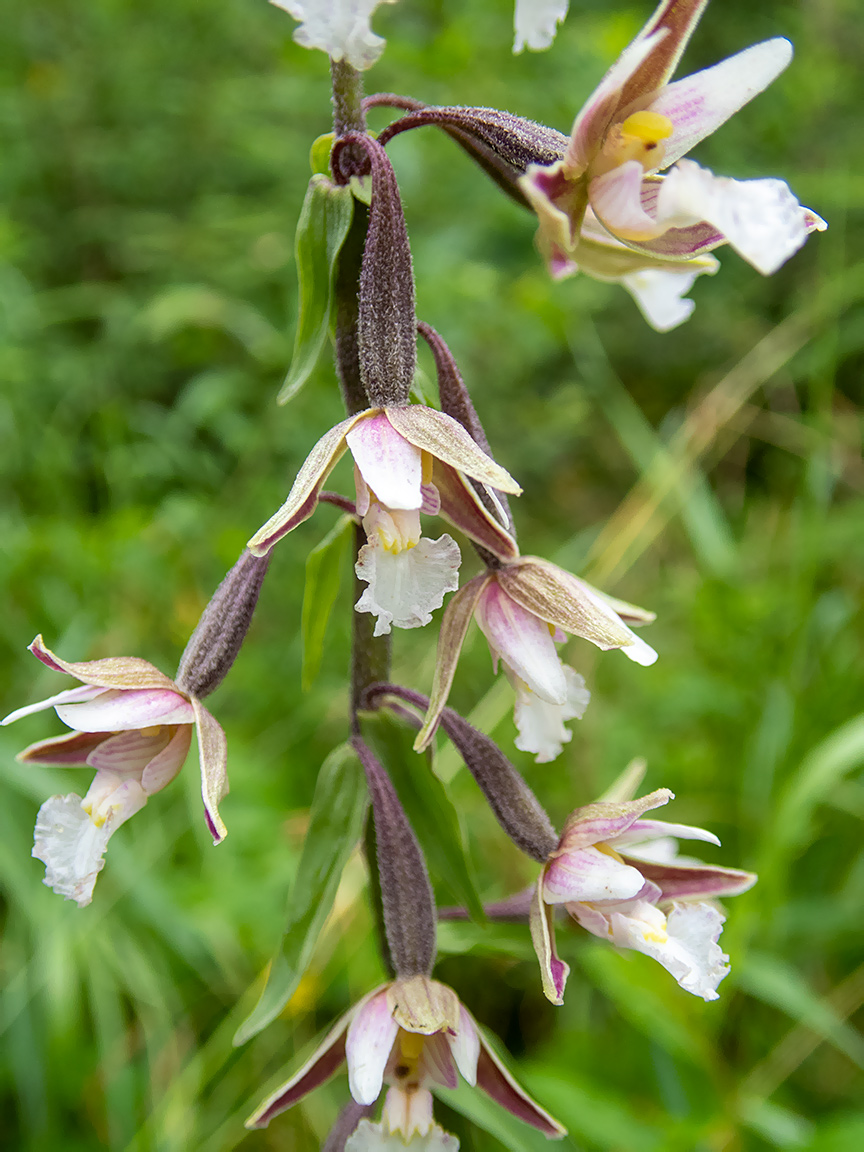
360;710;486;925
437;1077;562;1152
278;174;354;404
301;513;353;690
233;744;367;1046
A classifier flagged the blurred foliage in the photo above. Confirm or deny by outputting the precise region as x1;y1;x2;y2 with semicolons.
1;0;863;1149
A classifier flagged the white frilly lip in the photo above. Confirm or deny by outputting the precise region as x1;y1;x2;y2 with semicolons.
354;535;461;636
609;899;730;1001
346;1119;459;1151
655;159;816;276
270;0;399;71
513;0;569;53
621;262;718;332
512;665;590;763
32;791;145;908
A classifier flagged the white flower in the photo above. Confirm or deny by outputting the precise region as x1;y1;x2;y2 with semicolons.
513;0;569;54
270;0;399;70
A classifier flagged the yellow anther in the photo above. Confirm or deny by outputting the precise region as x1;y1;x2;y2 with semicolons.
619;111;674;145
592;110;675;177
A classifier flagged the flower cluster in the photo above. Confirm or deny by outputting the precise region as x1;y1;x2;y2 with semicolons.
4;2;816;1147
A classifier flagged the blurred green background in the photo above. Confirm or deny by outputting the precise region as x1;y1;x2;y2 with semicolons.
2;0;863;1148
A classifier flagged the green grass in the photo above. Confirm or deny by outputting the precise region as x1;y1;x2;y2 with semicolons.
2;1;863;1149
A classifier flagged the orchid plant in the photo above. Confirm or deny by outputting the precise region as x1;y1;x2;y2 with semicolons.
3;1;824;1148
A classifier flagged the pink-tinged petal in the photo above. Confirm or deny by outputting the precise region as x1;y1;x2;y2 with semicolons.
26;635;180;692
448;1006;480;1086
650;39;793;169
2;685;105;726
141;724;194;795
475;582;567;705
32;793;116;907
346;989;399;1105
347;412;424;511
354;534;461;637
85;726;173;776
474;1011;567;1137
512;666;590;764
615;819;721;848
617;0;710;110
497;558;656;661
655;159;814;275
55;688;194;733
590;162;661;242
565;899;613;940
414;575;492;752
529;876;570;1006
559;790;673;852
247;412;365;555
513;0;569;54
385;408;521;496
567;31;666;171
16;730;109;765
544;845;646;904
610;900;730;1000
420;1033;459;1090
630;857;757;900
191;698;228;844
519;163;585;262
245;1006;354;1128
420;482;441;515
432;461;519;563
805;209;828;235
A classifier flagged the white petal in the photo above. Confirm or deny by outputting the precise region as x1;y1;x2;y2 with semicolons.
270;0;399;71
354;535;461;637
651;39;794;169
655;159;812;276
475;582;568;704
543;844;646;903
513;0;569;53
614;819;722;851
2;685;104;725
574;583;658;666
448;1006;480;1086
609;900;729;1001
347;412;423;511
512;665;590;764
621;261;718;332
346;1118;459;1151
32;794;117;907
590;162;660;241
55;688;195;733
346;990;399;1105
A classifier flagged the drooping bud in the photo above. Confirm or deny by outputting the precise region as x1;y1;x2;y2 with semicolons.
363;684;558;863
332;134;416;408
175;550;271;699
377;105;568;207
417;321;513;535
351;736;437;978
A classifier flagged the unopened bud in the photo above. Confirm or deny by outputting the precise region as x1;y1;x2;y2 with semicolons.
363;684;558;863
333;134;416;408
175;550;270;699
351;736;437;978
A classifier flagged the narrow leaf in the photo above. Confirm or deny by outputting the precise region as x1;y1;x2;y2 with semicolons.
233;744;367;1046
278;175;354;404
302;514;353;689
360;710;486;925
